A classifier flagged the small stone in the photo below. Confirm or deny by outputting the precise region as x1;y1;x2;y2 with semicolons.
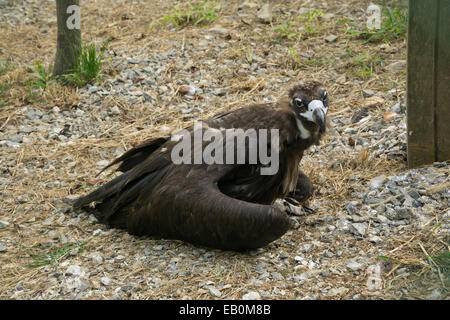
328;287;348;296
203;251;215;259
65;265;83;277
208;25;229;35
88;86;100;94
96;160;109;167
257;3;273;23
91;253;103;265
391;102;402;113
271;272;284;281
385;60;406;73
242;291;261;300
427;288;443;300
390;208;413;220
25;109;42;120
178;85;196;96
346;201;359;214
101;277;111;286
76;279;90;291
407;190;420;200
346;259;363;271
412;199;424;208
324;35;338;43
380;43;396;53
336;218;350;232
9;134;23;143
369;236;382;243
0;220;9;229
238;1;259;10
395;267;408;275
385;181;398;189
186;86;196;96
350;222;367;236
302;243;312;253
208;286;222;297
110;106;121;115
159;126;171;133
370;175;387;189
299;7;310;15
363;96;385;108
383;111;398;121
362;89;375;97
59;234;68;244
0;243;6;252
376;214;389;224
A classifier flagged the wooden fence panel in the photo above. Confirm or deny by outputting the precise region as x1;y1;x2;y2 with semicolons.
407;0;450;168
436;1;450;163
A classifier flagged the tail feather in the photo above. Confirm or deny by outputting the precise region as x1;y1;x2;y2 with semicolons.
74;137;169;209
73;170;132;209
99;137;168;174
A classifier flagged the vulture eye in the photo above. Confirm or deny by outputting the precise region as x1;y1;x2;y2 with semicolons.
294;98;303;108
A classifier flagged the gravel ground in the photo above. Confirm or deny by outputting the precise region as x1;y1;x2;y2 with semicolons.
0;0;448;300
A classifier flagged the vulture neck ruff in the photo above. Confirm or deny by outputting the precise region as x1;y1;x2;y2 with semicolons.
295;118;311;139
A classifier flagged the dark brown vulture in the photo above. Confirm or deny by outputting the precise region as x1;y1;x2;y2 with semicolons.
74;80;329;250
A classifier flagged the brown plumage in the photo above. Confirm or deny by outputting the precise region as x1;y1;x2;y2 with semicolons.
74;80;329;250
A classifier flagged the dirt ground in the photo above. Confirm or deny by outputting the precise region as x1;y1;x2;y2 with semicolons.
0;0;448;300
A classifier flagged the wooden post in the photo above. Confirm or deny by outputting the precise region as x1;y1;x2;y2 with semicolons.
435;1;450;164
53;0;81;76
407;0;450;168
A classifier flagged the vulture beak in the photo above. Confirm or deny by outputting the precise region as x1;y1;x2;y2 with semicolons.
300;100;328;133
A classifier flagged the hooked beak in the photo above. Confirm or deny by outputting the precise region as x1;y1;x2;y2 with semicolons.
312;106;326;133
300;100;328;133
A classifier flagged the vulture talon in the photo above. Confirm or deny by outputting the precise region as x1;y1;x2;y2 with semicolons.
301;206;314;214
281;199;304;217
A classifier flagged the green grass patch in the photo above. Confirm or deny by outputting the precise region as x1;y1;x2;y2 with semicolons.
0;57;13;107
272;20;303;42
347;5;408;43
150;1;220;30
32;61;52;89
0;57;13;76
346;49;386;77
0;83;12;108
61;42;107;87
271;9;324;43
284;47;302;69
301;9;324;36
282;47;324;70
24;238;93;271
432;251;449;273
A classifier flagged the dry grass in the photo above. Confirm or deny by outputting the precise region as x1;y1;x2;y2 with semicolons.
0;0;447;300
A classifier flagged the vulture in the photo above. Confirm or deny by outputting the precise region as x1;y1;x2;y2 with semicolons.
74;80;329;250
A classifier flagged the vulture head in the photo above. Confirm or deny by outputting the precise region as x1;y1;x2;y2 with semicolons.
289;80;329;142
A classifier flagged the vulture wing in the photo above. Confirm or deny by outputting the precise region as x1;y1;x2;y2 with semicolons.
74;102;303;250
